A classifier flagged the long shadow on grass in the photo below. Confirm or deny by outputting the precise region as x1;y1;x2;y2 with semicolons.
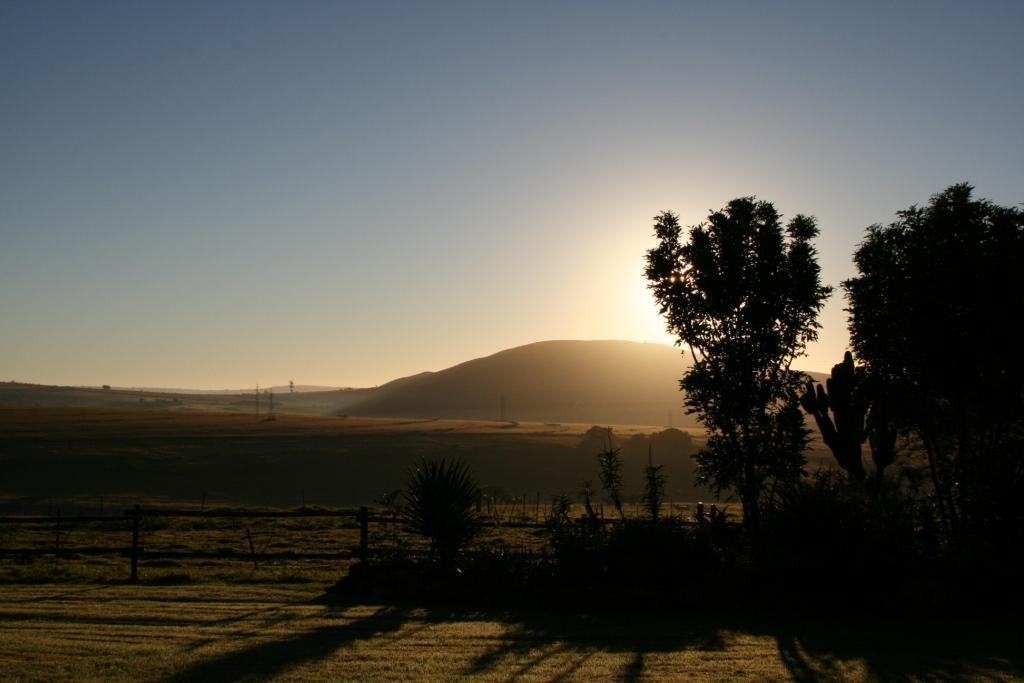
771;616;1024;683
162;597;1024;682
463;609;1024;681
164;605;412;682
385;602;1023;681
461;607;726;680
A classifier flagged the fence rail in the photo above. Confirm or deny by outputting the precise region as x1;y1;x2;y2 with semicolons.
0;503;714;581
0;515;115;524
127;508;366;519
0;505;376;581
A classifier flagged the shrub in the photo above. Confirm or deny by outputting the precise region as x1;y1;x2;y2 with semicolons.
403;458;481;569
759;470;924;606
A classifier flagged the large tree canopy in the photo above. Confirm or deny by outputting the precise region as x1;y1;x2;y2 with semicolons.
843;183;1024;548
645;198;831;530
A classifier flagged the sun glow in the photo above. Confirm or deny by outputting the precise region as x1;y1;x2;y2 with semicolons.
633;277;674;345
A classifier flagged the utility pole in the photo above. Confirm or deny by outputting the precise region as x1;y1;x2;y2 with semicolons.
255;384;260;417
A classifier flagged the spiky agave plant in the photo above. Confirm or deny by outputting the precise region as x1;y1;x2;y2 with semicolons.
403;458;481;569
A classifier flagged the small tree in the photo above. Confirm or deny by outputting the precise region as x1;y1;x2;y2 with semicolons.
645;199;831;532
643;447;666;523
596;432;625;520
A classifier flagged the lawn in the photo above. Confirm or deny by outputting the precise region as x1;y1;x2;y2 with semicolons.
1;582;1021;681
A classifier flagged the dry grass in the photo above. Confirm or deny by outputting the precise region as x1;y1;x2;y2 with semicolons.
0;404;692;440
1;582;1020;682
0;511;558;585
0;405;723;512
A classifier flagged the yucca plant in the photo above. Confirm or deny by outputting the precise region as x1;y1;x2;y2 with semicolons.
403;458;481;569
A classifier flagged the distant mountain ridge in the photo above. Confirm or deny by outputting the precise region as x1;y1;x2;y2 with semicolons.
100;385;344;395
1;340;826;427
341;340;698;427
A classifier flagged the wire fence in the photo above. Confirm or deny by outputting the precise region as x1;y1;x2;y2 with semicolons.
0;501;722;581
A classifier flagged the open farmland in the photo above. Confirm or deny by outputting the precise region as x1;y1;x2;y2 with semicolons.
0;405;725;511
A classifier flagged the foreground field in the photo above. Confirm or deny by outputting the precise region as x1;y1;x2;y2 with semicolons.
1;583;1020;682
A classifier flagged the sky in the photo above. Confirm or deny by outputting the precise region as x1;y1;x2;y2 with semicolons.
2;1;1022;389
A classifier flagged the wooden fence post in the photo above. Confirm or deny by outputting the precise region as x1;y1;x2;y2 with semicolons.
130;505;141;583
246;527;258;570
358;506;369;564
54;509;62;570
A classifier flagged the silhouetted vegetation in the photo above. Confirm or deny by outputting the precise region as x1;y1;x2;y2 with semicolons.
645;200;831;533
401;458;481;570
642;449;666;522
595;432;625;520
800;351;898;484
844;183;1024;559
334;184;1024;619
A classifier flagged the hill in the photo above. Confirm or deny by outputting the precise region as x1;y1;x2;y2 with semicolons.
342;340;697;427
1;340;826;427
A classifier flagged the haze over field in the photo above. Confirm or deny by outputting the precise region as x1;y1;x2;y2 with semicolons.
1;340;679;425
1;340;830;428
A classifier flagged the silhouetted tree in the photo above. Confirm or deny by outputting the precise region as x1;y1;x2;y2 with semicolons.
645;200;831;533
596;429;625;520
843;183;1024;550
643;447;666;523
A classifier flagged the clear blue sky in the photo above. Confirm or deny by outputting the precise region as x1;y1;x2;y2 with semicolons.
2;1;1022;388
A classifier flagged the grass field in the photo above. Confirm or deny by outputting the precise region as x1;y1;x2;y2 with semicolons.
1;405;834;511
0;406;1015;681
1;582;1021;682
0;405;717;510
